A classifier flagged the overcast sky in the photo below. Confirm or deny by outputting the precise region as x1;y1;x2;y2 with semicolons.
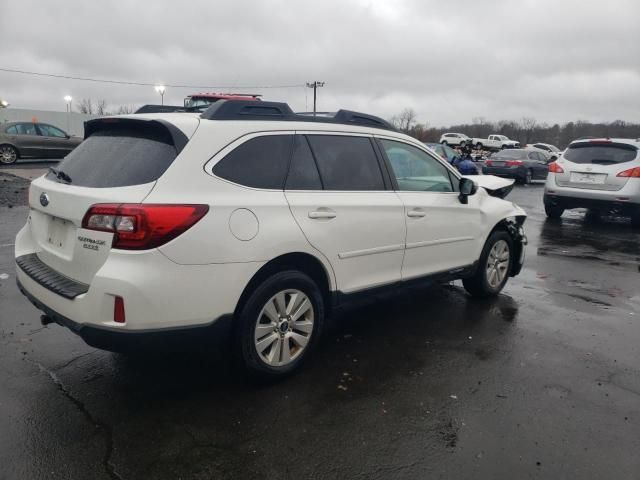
1;0;639;126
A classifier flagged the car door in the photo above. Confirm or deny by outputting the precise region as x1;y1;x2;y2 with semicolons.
285;133;405;294
37;124;73;158
377;137;483;280
14;123;45;157
529;151;548;178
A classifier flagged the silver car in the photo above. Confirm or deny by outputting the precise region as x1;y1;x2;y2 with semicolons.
544;138;640;225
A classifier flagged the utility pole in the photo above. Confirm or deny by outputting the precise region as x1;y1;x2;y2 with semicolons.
306;81;325;116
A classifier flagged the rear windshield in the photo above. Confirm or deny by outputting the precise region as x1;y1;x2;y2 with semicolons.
492;150;528;159
46;123;178;188
564;143;638;165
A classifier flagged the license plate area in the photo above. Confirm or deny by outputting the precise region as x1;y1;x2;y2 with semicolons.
570;172;606;184
47;216;71;249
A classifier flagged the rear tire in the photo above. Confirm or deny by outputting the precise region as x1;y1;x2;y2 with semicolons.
545;204;564;219
0;145;18;165
236;270;324;381
463;231;513;298
476;143;483;150
524;169;533;184
441;140;448;146
459;141;466;148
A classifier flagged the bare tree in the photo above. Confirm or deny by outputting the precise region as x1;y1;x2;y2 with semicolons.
96;99;109;116
390;108;417;133
77;98;94;114
115;105;136;114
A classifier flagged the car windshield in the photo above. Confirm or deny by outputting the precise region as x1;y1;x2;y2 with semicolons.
492;150;528;159
564;143;638;165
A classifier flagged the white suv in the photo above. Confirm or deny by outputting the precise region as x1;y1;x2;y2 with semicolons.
15;101;527;379
439;132;472;147
544;138;640;225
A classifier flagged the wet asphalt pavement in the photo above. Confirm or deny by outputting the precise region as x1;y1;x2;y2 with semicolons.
0;174;639;479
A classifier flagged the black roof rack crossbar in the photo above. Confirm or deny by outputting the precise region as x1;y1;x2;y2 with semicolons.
199;100;396;131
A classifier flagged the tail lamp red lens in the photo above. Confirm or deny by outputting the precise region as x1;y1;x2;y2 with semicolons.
82;204;209;250
484;160;493;166
548;162;564;173
114;296;126;323
617;167;640;178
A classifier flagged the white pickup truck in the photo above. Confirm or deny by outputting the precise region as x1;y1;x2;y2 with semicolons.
472;134;520;151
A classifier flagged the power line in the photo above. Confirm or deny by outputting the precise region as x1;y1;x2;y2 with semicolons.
0;67;305;90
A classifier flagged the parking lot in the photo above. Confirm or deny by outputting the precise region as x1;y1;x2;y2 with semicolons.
1;169;639;479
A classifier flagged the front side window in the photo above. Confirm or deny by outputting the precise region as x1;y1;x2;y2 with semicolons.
212;134;293;189
39;124;67;138
380;139;454;192
306;135;384;191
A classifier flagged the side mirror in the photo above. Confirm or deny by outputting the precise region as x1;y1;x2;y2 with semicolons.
459;177;477;204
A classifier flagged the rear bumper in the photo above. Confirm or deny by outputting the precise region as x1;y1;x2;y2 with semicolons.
17;278;232;352
482;166;526;179
543;193;640;215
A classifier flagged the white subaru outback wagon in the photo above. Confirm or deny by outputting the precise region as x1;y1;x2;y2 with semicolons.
15;100;527;379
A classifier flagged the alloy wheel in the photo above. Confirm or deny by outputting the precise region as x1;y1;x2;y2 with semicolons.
486;240;510;288
254;289;314;367
0;146;17;164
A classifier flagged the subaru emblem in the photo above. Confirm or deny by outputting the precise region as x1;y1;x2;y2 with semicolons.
40;192;49;207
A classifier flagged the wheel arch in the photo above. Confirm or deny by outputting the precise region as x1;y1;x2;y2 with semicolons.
234;252;334;318
0;143;20;157
486;215;527;276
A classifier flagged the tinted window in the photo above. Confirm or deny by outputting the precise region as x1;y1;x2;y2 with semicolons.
17;123;38;135
307;135;384;191
46;124;178;188
39;124;66;138
213;135;293;189
492;150;528;160
564;143;638;165
381;139;454;192
5;126;17;134
285;136;322;190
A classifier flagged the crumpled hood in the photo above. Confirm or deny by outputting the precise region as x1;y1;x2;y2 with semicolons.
464;174;515;198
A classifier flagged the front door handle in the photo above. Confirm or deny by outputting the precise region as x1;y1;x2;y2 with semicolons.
407;209;426;218
309;209;336;219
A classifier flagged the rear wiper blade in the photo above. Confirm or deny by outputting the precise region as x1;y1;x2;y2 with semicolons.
48;166;72;184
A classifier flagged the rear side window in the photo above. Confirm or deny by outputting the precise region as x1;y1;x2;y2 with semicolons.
564;143;638;165
307;135;384;191
47;123;178;188
285;136;322;190
5;126;17;134
213;135;293;189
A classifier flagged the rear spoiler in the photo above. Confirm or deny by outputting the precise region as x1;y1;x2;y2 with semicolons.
83;117;189;154
134;104;184;114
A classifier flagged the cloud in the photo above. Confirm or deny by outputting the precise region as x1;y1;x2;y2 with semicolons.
0;0;638;125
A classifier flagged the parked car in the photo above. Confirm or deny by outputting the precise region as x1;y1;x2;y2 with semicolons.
15;100;527;379
544;138;640;225
0;121;82;164
439;132;472;147
482;148;551;184
472;134;520;151
529;142;561;156
424;142;460;164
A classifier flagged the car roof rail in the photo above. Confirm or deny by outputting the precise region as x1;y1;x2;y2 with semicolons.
199;100;396;131
134;104;185;114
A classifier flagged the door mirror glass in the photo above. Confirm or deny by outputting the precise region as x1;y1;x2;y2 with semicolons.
458;177;477;204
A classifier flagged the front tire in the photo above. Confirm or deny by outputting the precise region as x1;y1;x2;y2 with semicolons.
236;270;324;380
0;145;18;164
476;143;483;150
545;204;564;219
463;231;513;298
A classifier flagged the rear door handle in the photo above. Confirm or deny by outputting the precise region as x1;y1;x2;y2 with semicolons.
407;209;426;218
308;209;336;219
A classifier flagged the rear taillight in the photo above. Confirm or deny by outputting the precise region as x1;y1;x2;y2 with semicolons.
505;160;523;166
114;296;126;323
82;204;209;250
617;167;640;178
484;160;493;166
548;162;564;173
